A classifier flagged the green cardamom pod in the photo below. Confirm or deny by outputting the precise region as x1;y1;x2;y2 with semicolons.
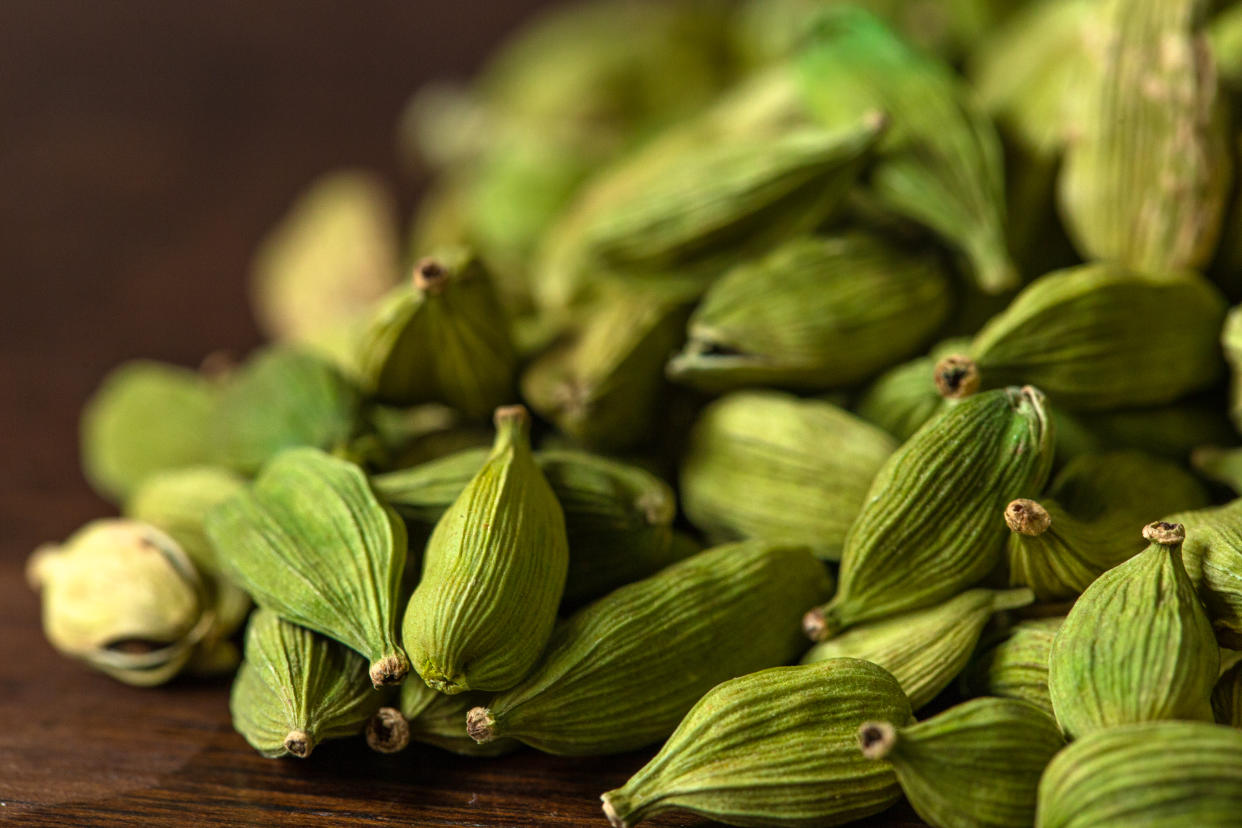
805;385;1054;640
1048;521;1218;738
212;347;364;475
600;658;912;828
680;391;896;562
398;678;519;756
1211;2;1242;90
351;248;517;419
935;263;1227;409
666;231;952;392
80;360;218;502
365;402;493;471
1059;394;1236;463
1036;720;1242;827
1212;653;1242;727
402;405;568;695
230;608;386;759
1223;305;1242;431
1169;498;1242;648
855;338;969;441
27;519;215;686
1006;451;1210;601
962;616;1062;717
465;540;832;756
859;697;1065;828
1058;0;1231;274
803;587;1034;710
1192;445;1242;494
205;447;409;686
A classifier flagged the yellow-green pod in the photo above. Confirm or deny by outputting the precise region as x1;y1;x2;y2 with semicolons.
1048;522;1218;738
398;679;518;757
1211;2;1242;90
600;658;912;828
402;406;568;695
962;617;1062;717
1170;498;1242;648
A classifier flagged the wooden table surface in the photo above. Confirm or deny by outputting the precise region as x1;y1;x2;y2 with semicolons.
0;3;924;824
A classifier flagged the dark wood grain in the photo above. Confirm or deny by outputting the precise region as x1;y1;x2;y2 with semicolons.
0;2;926;825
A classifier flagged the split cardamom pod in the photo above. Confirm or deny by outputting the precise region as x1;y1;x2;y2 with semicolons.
402;405;568;694
1048;521;1218;738
803;587;1034;710
805;385;1054;640
1169;498;1242;648
399;678;519;756
465;540;832;755
859;697;1064;828
962;616;1062;718
600;658;912;828
205;447;410;686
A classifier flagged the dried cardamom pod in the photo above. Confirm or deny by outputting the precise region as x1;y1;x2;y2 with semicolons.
352;248;516;419
794;6;1015;293
666;231;952;392
402;405;568;695
600;658;912;828
680;391;896;562
1048;521;1218;738
80;360;217;502
1058;0;1231;274
250;171;400;367
962;616;1062;717
205;447;409;686
935;263;1227;409
803;587;1034;710
855;338;969;441
230;608;386;759
212;347;364;475
1169;498;1242;648
399;678;519;756
1036;720;1242;827
1006;451;1210;601
805;386;1054;640
364;707;410;754
465;540;832;755
860;697;1064;828
1212;654;1242;727
27;519;214;686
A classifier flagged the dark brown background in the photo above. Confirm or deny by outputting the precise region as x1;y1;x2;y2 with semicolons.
0;2;922;824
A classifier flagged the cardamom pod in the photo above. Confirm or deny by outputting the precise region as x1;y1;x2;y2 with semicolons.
805;385;1054;640
666;231;952;392
1058;0;1231;274
680;391;896;561
1059;394;1236;463
1192;445;1242;494
1169;498;1242;648
365;402;493;471
1223;305;1242;431
80;360;217;502
230;608;386;759
402;405;568;694
205;447;409;686
1212;654;1242;727
962;616;1062;717
859;697;1064;828
352;248;517;419
1048;521;1218;738
399;678;519;756
1006;451;1210;601
465;540;832;755
600;658;912;828
1211;2;1242;90
803;587;1034;710
935;263;1227;409
855;338;969;441
1036;720;1242;827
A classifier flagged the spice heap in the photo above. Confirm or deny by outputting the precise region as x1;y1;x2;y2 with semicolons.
30;1;1242;825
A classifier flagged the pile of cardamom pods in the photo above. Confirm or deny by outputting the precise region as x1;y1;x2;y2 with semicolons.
30;1;1242;825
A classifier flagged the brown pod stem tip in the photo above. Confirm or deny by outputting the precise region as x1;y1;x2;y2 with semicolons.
283;730;314;759
1143;521;1186;546
802;607;832;642
857;721;897;760
466;707;496;744
1005;499;1052;536
369;653;410;688
934;355;981;400
493;404;531;432
413;257;450;294
365;707;410;754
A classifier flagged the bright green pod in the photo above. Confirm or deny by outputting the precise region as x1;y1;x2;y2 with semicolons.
402;406;568;695
962;617;1062;717
935;263;1228;410
212;347;364;476
854;338;969;442
860;697;1065;828
680;391;896;562
1169;498;1242;648
1058;0;1231;274
1036;720;1242;828
351;248;516;419
398;679;518;757
794;7;1015;293
666;232;952;392
600;658;912;828
1048;522;1218;738
803;588;1034;710
805;386;1054;640
1213;656;1242;727
230;608;386;759
80;360;218;502
1006;451;1210;601
465;541;832;756
205;448;409;687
